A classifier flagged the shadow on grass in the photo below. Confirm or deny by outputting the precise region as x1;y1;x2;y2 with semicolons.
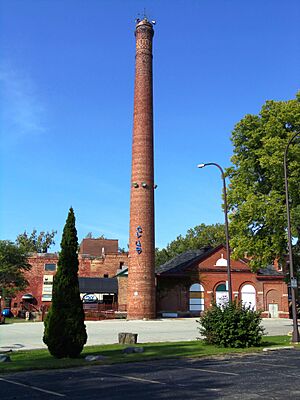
260;335;292;347
0;336;295;374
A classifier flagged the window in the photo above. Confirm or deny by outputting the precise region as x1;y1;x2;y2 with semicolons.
103;274;109;278
42;294;52;301
216;283;228;307
215;254;227;267
216;283;227;292
189;283;205;312
44;263;56;272
241;284;256;310
42;275;53;301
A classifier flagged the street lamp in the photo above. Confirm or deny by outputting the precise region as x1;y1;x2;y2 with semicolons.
197;162;233;302
283;131;300;343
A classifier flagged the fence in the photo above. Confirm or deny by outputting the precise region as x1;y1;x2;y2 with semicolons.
39;303;127;321
83;303;127;320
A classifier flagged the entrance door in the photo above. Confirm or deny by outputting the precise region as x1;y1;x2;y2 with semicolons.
269;303;279;318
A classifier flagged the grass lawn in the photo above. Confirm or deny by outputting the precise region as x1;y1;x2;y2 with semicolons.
0;335;296;373
2;318;31;324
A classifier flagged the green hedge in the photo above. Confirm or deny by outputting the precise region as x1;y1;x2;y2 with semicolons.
197;300;264;348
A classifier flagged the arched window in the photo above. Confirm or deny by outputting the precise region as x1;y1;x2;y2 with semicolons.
215;283;228;307
241;284;256;310
189;283;204;312
216;283;227;292
215;254;227;267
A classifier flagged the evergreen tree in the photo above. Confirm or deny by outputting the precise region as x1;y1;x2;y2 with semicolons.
43;208;87;358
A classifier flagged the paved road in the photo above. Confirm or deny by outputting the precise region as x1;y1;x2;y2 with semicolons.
1;349;300;399
0;318;294;351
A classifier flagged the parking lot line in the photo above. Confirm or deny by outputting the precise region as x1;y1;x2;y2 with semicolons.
100;371;168;385
134;361;240;376
174;367;239;376
0;378;66;397
226;360;299;369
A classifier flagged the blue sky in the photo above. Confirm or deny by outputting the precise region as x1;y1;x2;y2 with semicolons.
0;0;299;252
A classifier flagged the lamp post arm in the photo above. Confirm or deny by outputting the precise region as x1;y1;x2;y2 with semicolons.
199;162;232;302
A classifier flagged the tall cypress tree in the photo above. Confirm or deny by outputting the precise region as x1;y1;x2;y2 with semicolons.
43;207;87;358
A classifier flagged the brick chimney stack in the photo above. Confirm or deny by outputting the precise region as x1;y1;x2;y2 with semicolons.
127;19;156;319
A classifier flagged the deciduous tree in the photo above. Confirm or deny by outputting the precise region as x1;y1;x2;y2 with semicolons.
227;92;300;269
155;223;226;266
0;241;31;308
16;229;57;253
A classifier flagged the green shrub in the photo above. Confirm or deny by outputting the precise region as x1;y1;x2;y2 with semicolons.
197;300;264;348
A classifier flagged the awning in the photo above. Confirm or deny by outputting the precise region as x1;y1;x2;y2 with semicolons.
79;277;118;294
22;294;34;300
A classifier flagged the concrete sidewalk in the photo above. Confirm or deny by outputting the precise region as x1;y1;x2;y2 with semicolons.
0;318;294;351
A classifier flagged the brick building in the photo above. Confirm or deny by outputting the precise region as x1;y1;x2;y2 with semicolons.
11;238;128;315
156;245;289;318
10;240;289;319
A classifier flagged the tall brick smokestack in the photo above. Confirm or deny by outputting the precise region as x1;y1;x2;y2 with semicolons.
127;19;156;320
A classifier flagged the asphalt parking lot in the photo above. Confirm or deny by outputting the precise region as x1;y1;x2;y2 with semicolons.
1;349;300;399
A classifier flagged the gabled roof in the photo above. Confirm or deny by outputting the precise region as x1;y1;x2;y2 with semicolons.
155;245;217;276
155;244;285;279
78;277;118;294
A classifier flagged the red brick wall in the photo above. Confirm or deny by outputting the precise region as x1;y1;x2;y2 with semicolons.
117;276;128;309
79;238;119;256
13;253;58;311
157;279;189;312
79;254;128;277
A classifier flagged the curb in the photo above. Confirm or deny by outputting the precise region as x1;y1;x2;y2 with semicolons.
263;346;295;352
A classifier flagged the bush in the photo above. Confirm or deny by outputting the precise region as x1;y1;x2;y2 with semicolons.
197;300;264;348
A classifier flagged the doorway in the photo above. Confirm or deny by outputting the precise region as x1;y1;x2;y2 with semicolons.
269;303;279;318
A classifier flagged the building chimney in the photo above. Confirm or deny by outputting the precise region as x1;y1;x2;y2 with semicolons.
127;18;156;319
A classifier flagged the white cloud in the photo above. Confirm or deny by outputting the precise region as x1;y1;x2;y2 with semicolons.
0;63;46;144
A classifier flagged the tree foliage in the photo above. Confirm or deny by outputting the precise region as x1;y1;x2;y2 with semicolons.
16;229;57;253
155;223;226;266
227;92;300;270
85;232;106;239
0;240;31;298
43;208;87;358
